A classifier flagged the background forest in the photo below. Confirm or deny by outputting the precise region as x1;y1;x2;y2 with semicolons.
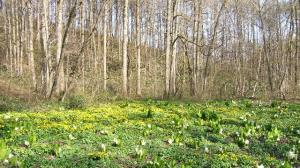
0;0;298;101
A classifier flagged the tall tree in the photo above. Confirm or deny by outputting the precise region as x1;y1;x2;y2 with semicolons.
28;0;37;90
165;0;172;97
42;0;52;96
56;0;65;94
81;0;86;92
103;1;108;91
122;0;129;96
136;0;141;96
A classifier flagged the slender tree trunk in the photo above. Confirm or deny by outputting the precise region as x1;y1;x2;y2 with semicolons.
192;1;198;96
15;0;20;75
258;8;274;98
103;2;108;91
196;0;203;94
4;4;8;67
165;0;172;97
81;0;86;92
12;0;17;74
122;0;129;96
202;1;226;94
294;1;299;86
42;0;51;96
8;3;13;76
171;0;179;96
48;0;78;99
136;0;141;96
29;1;37;90
19;0;25;76
56;0;65;94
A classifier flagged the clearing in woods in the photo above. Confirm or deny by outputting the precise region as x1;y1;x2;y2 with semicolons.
0;100;299;167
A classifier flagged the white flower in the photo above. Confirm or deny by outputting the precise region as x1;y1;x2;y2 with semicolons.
24;140;30;146
135;146;143;156
167;139;173;145
147;161;153;165
296;130;300;135
147;124;152;128
219;128;223;135
171;121;175;124
100;130;108;135
4;115;10;120
3;159;9;164
112;138;119;146
246;130;251;136
183;123;189;129
287;150;298;160
140;139;146;146
244;139;249;145
68;134;76;140
8;153;14;159
204;146;209;153
256;164;264;168
100;144;106;152
15;118;19;122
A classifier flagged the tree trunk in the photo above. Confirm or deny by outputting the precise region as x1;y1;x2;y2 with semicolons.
165;0;172;97
202;1;226;94
136;0;141;96
103;2;108;91
42;0;52;96
122;0;129;96
56;0;65;94
81;0;86;92
29;1;37;90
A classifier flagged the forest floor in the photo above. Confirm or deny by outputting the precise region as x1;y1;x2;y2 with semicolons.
0;100;300;167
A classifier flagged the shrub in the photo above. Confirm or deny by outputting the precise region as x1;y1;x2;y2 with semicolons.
0;96;26;112
0;101;10;112
201;111;219;121
241;100;252;108
271;101;282;108
63;95;86;109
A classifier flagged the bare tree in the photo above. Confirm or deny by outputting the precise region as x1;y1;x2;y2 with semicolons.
136;0;141;96
28;0;37;90
103;1;108;91
165;0;172;97
122;0;129;96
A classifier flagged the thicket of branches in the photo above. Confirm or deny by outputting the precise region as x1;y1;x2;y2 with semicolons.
0;0;299;100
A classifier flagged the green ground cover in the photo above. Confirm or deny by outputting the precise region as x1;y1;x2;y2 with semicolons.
0;100;299;167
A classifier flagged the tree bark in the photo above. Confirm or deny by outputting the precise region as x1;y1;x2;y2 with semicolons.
165;0;172;97
122;0;129;96
136;0;141;96
56;0;65;94
29;1;37;90
103;1;108;91
42;0;52;96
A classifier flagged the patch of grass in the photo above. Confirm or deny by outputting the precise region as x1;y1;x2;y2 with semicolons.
0;96;28;112
63;95;86;110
